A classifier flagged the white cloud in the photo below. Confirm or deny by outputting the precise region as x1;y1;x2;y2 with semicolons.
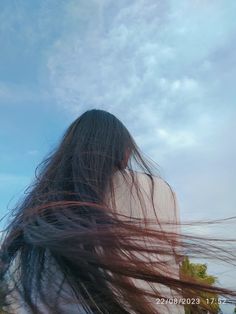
157;128;196;148
46;0;236;138
170;78;199;93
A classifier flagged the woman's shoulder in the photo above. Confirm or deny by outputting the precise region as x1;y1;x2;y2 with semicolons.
111;169;174;201
113;169;174;196
110;169;177;220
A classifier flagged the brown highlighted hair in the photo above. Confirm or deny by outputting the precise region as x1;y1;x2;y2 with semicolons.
0;109;235;313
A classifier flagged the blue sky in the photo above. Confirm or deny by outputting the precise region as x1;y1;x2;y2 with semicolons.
0;0;236;305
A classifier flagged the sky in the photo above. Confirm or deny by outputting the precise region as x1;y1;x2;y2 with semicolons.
0;0;236;309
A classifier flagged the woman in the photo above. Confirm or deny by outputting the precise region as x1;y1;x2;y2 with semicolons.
0;109;235;313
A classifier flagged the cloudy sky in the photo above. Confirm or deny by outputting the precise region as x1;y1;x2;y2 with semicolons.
0;0;236;305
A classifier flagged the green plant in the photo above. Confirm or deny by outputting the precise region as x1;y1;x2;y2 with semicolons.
180;256;221;314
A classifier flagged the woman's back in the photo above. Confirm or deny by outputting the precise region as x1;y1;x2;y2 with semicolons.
105;169;184;314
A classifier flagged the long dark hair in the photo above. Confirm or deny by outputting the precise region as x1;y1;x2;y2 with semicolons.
0;109;236;313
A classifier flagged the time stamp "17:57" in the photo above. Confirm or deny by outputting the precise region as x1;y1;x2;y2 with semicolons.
155;298;232;305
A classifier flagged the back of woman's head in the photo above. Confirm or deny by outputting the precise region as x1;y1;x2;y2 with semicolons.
43;109;135;200
1;109;236;314
57;109;133;173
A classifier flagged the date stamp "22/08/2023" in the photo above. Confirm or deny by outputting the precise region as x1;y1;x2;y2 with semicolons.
155;298;234;305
